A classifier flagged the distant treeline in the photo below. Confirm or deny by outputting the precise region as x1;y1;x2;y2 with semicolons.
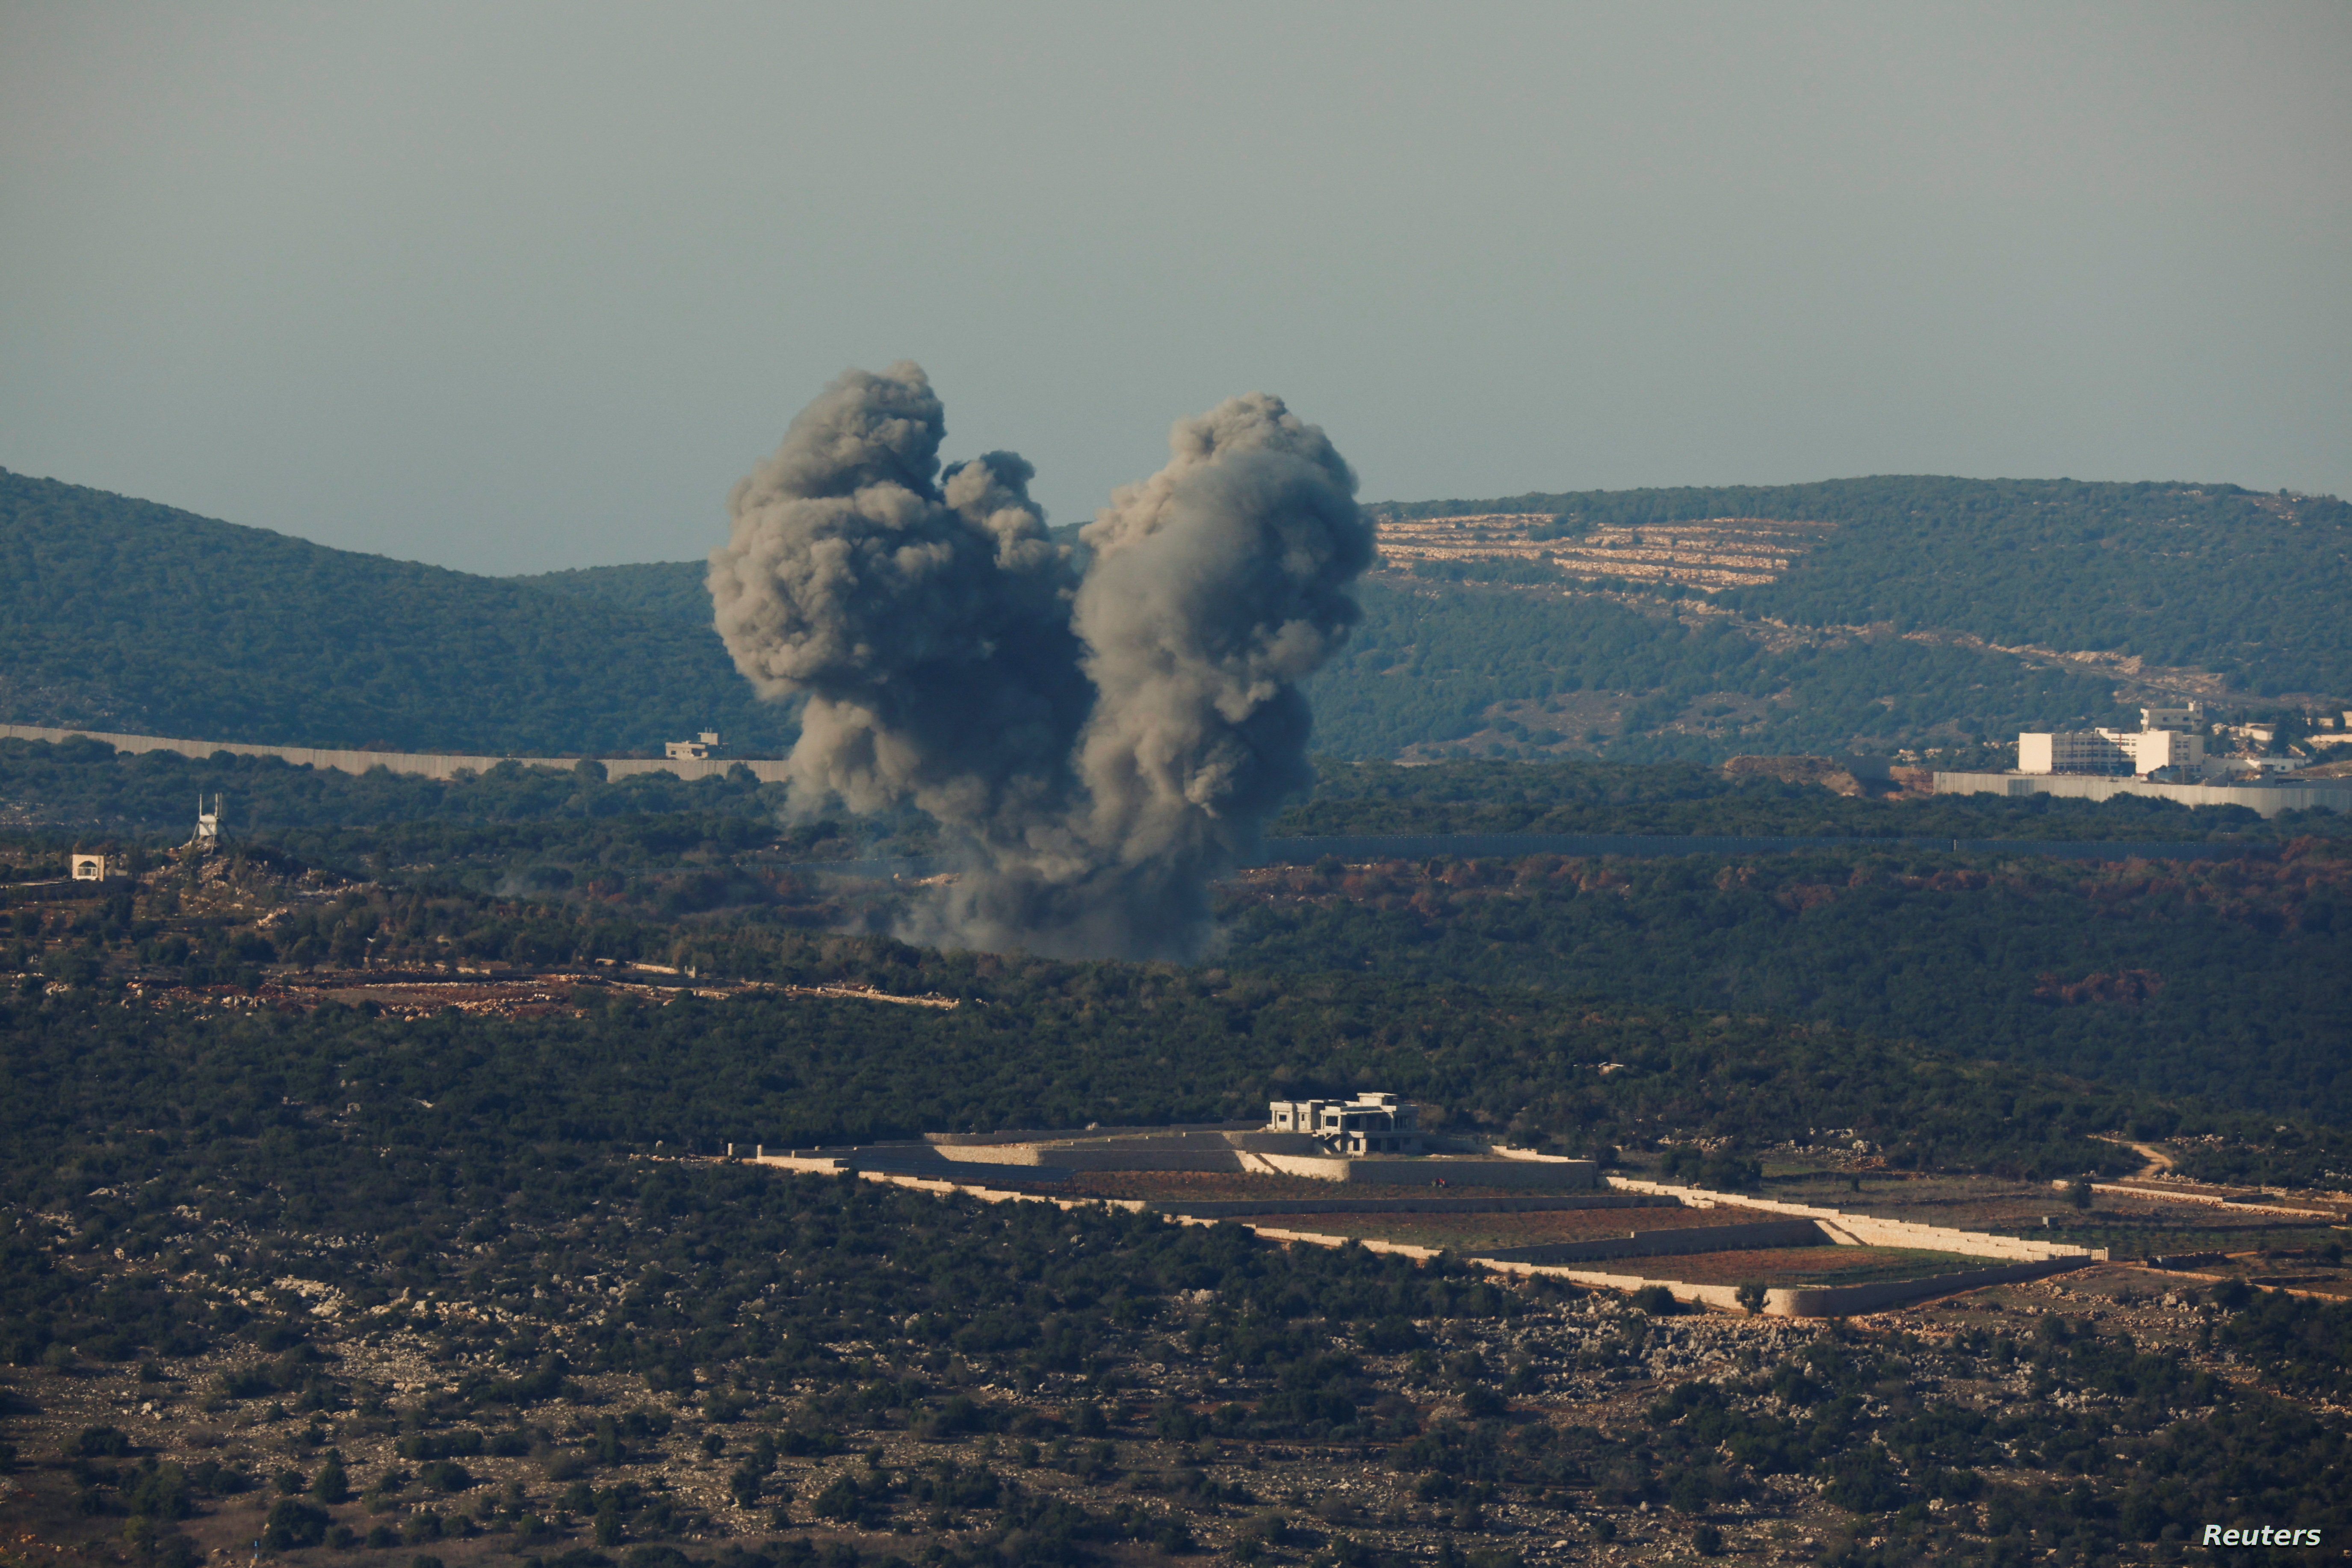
1220;841;2352;1130
19;738;2335;854
1276;758;2341;842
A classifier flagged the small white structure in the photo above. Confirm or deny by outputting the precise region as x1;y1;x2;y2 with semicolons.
1267;1092;1423;1155
193;794;222;847
665;730;723;762
71;853;109;881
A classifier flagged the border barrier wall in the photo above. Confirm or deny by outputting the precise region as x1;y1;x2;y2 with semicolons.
1933;769;2349;819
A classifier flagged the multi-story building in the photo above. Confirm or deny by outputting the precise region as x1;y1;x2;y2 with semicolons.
2018;731;2131;775
2019;706;2206;778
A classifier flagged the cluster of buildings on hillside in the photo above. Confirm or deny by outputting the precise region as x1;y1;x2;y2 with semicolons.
1933;702;2350;817
2019;703;2347;781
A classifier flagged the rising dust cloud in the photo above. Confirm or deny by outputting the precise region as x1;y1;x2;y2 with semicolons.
708;362;1372;961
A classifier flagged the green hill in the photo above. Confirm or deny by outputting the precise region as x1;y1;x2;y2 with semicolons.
0;469;793;755
521;478;2350;763
512;559;716;623
1383;476;2352;694
8;469;2340;765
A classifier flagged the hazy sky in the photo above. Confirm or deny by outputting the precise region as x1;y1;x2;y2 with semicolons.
5;3;2348;576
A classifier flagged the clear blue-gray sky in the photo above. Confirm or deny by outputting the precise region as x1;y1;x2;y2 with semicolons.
4;2;2347;576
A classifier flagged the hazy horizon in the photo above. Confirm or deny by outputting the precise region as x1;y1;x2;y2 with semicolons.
5;2;2348;577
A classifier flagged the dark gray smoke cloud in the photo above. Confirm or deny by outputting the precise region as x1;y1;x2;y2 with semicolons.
709;363;1371;960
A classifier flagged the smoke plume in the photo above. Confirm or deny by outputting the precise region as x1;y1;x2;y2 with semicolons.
709;362;1371;960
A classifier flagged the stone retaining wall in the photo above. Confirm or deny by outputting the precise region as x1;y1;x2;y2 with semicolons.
1474;1253;2090;1316
1473;1218;1825;1265
1256;1154;1599;1187
1139;1194;1678;1219
1606;1178;2102;1262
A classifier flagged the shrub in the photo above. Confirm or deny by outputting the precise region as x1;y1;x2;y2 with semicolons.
70;1425;133;1458
310;1451;350;1504
261;1499;329;1550
417;1459;473;1493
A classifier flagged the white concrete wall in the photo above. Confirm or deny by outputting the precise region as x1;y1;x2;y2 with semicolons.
1933;769;2349;819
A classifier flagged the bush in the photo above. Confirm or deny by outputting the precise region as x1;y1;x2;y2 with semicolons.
70;1425;133;1458
310;1450;350;1504
812;1476;869;1523
417;1459;473;1493
261;1499;329;1550
1693;1522;1725;1555
126;1464;194;1521
1631;1286;1679;1316
1461;1386;1508;1420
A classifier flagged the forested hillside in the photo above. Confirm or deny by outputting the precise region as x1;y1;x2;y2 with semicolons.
1380;476;2352;696
9;469;2340;766
524;478;2347;764
1303;579;2131;761
0;471;792;755
1220;843;2352;1127
509;562;2138;762
515;560;716;623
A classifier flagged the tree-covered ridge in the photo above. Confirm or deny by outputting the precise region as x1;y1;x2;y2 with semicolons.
0;470;794;756
13;736;2334;851
1217;842;2352;1129
508;564;2151;762
1275;758;2340;841
8;846;2340;1183
0;736;798;836
512;561;715;624
9;467;2341;776
1300;581;2141;761
1374;476;2352;697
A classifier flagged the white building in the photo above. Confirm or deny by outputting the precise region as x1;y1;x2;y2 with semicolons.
2018;732;2130;776
2019;705;2205;778
71;854;109;881
1267;1092;1423;1155
665;730;723;762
